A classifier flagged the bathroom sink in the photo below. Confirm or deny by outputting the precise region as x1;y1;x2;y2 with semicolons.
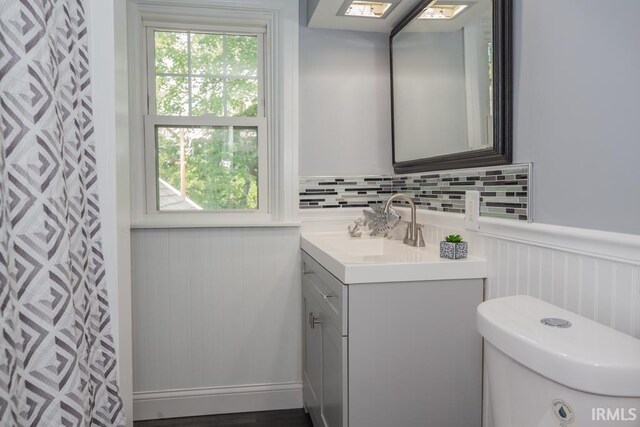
314;235;403;257
301;232;487;284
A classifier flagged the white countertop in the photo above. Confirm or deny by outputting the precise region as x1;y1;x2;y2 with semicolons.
301;231;488;284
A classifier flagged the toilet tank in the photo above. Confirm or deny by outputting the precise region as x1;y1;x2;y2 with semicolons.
477;295;640;397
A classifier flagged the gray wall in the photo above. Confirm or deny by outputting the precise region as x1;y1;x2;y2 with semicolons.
512;0;640;235
299;7;393;176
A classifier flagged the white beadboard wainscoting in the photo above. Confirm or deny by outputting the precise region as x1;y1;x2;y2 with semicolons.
408;211;640;338
130;227;302;420
131;209;640;423
302;208;640;427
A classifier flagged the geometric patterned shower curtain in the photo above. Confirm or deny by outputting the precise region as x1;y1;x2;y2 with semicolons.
0;0;126;425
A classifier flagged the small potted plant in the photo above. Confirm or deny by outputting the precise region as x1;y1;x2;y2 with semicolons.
440;234;468;259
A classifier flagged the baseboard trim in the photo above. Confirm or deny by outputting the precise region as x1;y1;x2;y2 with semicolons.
133;382;303;421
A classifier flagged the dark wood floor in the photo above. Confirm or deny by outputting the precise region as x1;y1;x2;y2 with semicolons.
133;409;313;427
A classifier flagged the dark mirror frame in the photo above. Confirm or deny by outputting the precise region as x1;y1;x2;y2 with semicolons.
390;0;512;174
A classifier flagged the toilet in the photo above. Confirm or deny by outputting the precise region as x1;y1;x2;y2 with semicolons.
477;295;640;427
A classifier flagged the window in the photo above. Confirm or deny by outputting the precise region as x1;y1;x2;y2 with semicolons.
147;29;267;212
128;1;298;227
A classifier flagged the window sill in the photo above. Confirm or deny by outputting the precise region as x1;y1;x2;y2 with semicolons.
130;220;301;229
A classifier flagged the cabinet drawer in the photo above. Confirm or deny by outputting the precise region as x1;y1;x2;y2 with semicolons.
302;251;347;335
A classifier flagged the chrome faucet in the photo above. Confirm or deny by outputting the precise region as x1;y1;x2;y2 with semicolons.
383;193;425;247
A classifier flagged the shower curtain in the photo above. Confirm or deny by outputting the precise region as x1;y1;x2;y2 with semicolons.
0;0;125;425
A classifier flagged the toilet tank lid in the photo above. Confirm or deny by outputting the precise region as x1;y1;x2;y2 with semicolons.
477;295;640;397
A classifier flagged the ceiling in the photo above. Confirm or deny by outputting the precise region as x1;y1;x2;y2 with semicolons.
306;0;426;33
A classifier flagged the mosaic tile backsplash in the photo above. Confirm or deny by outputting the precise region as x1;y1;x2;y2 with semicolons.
299;163;531;221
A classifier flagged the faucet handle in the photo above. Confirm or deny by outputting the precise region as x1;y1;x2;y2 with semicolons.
416;225;425;247
404;224;426;247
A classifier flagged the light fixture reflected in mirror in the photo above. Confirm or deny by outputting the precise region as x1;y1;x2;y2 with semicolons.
418;3;468;20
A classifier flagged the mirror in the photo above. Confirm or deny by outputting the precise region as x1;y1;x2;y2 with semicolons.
391;0;512;173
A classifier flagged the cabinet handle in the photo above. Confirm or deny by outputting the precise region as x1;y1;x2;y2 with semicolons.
309;312;322;329
319;291;336;300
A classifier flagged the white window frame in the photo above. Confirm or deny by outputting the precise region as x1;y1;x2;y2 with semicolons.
127;0;299;228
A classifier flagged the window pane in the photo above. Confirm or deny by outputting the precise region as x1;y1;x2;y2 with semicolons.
156;126;259;211
153;30;260;118
226;35;258;77
191;33;224;75
156;76;189;116
192;77;224;116
226;79;258;117
155;31;188;74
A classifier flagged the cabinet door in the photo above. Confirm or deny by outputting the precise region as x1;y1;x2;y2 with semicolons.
303;285;322;425
321;319;344;427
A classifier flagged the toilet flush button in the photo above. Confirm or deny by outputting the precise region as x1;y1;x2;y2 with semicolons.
541;318;572;328
552;399;575;424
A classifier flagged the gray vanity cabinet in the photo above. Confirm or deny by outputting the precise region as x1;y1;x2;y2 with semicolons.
302;253;348;427
319;317;344;427
302;250;483;427
302;288;323;423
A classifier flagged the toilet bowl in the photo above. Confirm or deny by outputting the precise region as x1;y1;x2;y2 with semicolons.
477;295;640;427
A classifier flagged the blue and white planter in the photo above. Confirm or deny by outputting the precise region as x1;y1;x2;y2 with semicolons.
440;241;468;259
